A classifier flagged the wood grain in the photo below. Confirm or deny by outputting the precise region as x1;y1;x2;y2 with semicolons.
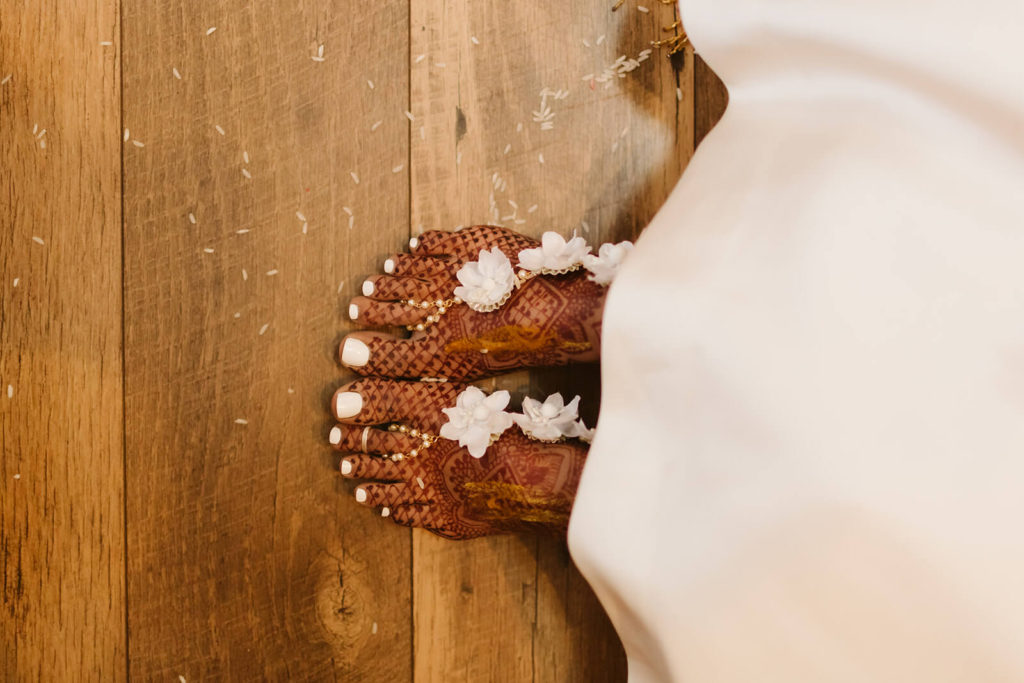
694;54;728;146
0;0;126;679
409;0;694;680
121;0;412;678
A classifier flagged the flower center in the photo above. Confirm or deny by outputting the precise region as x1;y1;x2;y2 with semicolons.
541;404;559;419
472;405;491;421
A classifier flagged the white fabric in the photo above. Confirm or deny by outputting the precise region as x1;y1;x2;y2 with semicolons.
568;0;1024;680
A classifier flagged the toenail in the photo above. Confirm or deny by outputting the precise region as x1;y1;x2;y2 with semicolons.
409;237;419;249
383;258;395;274
329;426;343;445
361;279;375;296
355;487;367;503
381;506;391;517
340;459;352;475
335;391;363;418
348;303;359;320
341;338;370;367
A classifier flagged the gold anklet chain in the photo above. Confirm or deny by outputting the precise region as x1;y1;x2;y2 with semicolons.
611;0;689;56
385;423;439;462
400;268;543;332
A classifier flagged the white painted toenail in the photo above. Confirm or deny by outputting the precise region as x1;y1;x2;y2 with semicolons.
381;506;391;517
362;279;375;296
409;237;419;249
341;338;370;367
383;258;395;274
340;459;353;475
329;426;343;445
348;303;359;320
335;391;363;418
355;488;367;503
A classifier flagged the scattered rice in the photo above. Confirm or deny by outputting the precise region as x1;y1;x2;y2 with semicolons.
0;75;11;86
581;220;591;233
596;34;606;45
203;247;214;253
133;140;145;147
611;141;619;153
317;44;324;58
637;4;649;11
676;87;683;101
233;311;241;318
123;128;129;141
514;218;526;224
404;110;415;121
296;210;306;221
538;153;545;164
287;388;295;394
434;62;446;68
214;124;225;136
342;206;353;216
516;122;523;133
173;67;182;79
414;54;426;63
242;268;248;280
31;236;44;245
471;36;480;45
206;27;217;35
100;41;113;46
179;675;187;683
12;278;19;287
39;140;46;149
236;229;249;234
259;323;269;335
620;126;629;138
582;39;591;48
241;168;251;178
350;171;360;184
12;474;19;480
243;151;250;163
266;269;279;276
6;385;12;398
311;56;325;62
508;199;518;209
416;477;425;489
188;212;197;224
302;222;308;234
348;215;354;229
367;79;374;89
503;143;511;154
371;120;383;131
392;164;404;173
527;204;538;213
337;280;345;293
234;418;248;425
372;622;379;634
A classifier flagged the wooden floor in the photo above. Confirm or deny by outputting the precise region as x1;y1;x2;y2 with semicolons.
1;0;726;679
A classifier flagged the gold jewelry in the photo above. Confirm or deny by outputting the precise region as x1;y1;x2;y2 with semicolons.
401;296;462;331
385;423;439;462
360;426;371;453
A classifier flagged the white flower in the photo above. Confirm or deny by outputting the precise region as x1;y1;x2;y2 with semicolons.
517;231;591;274
583;240;633;285
574;420;596;444
454;247;517;312
439;386;514;458
511;393;582;442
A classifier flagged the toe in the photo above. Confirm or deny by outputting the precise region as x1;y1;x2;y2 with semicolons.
340;331;457;379
339;454;412;481
361;275;443;301
330;424;425;456
354;482;427;507
348;297;428;327
331;376;463;427
385;253;456;278
389;504;435;528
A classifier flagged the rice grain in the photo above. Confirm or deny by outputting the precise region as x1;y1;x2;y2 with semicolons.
173;67;182;79
203;247;214;253
241;168;251;178
259;323;270;335
266;269;278;276
188;212;197;224
214;124;226;136
371;120;383;131
234;418;248;425
31;236;44;245
350;171;360;184
206;27;217;35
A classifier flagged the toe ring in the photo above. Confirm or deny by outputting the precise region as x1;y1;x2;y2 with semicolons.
360;426;371;453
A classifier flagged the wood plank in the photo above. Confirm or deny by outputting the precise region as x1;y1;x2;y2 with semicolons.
694;54;728;146
409;0;694;679
121;0;412;678
0;0;126;679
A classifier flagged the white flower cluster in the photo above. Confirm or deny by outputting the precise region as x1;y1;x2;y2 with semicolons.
439;387;595;458
453;231;634;312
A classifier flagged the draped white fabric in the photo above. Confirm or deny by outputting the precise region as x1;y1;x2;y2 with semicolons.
568;1;1024;680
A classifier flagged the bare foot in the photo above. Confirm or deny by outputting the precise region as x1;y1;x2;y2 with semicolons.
340;226;607;382
330;377;589;539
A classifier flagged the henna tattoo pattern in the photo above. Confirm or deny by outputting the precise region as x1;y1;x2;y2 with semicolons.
331;378;588;539
343;225;607;381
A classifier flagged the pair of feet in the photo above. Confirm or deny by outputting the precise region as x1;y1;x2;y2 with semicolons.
329;226;617;539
